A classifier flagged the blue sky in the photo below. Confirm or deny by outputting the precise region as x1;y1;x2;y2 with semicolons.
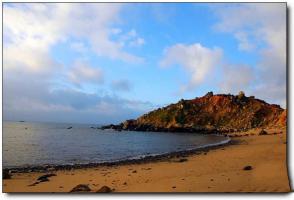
3;3;286;124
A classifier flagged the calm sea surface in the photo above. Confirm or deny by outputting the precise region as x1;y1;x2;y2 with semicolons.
3;121;229;168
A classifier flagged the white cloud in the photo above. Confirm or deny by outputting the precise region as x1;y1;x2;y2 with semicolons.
213;3;286;56
160;43;222;91
219;64;255;94
3;3;143;75
118;28;146;48
3;4;66;74
68;60;104;86
213;3;286;106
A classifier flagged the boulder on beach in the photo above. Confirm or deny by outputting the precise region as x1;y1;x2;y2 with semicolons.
178;158;188;162
37;173;56;181
3;169;11;179
243;165;253;170
96;185;112;193
70;184;91;192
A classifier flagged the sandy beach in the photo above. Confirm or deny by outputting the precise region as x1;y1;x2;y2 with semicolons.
3;130;290;193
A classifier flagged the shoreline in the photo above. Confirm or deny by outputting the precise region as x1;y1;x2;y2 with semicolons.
4;135;231;173
3;128;290;192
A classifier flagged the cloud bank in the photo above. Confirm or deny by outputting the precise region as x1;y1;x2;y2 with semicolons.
3;3;150;123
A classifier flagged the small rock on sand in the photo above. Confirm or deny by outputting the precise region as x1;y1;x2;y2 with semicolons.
243;165;253;170
28;175;55;186
132;170;137;173
259;129;268;135
37;173;56;182
96;186;112;193
70;184;91;192
37;173;56;180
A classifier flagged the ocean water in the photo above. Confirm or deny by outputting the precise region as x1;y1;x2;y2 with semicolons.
3;121;229;168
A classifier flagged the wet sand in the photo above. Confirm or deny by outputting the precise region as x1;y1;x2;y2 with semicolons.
3;130;290;193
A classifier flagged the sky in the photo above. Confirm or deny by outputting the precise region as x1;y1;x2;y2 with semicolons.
3;3;287;124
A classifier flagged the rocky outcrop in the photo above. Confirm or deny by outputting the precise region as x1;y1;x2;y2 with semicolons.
275;110;287;127
101;92;285;134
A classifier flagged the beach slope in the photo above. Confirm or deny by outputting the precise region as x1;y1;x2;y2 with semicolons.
3;130;290;193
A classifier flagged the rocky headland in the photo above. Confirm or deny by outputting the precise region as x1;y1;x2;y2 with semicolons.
101;91;286;134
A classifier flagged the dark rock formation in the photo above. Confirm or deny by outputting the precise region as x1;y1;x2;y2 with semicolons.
100;124;122;130
70;184;91;192
3;169;11;179
96;186;112;193
178;158;188;162
259;129;268;135
37;173;56;182
243;166;253;170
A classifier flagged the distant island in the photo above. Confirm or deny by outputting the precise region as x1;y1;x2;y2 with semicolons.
101;91;286;134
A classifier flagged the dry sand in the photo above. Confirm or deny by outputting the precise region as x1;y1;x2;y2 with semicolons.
3;130;291;193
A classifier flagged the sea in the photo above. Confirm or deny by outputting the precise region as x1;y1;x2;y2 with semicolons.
3;121;230;168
